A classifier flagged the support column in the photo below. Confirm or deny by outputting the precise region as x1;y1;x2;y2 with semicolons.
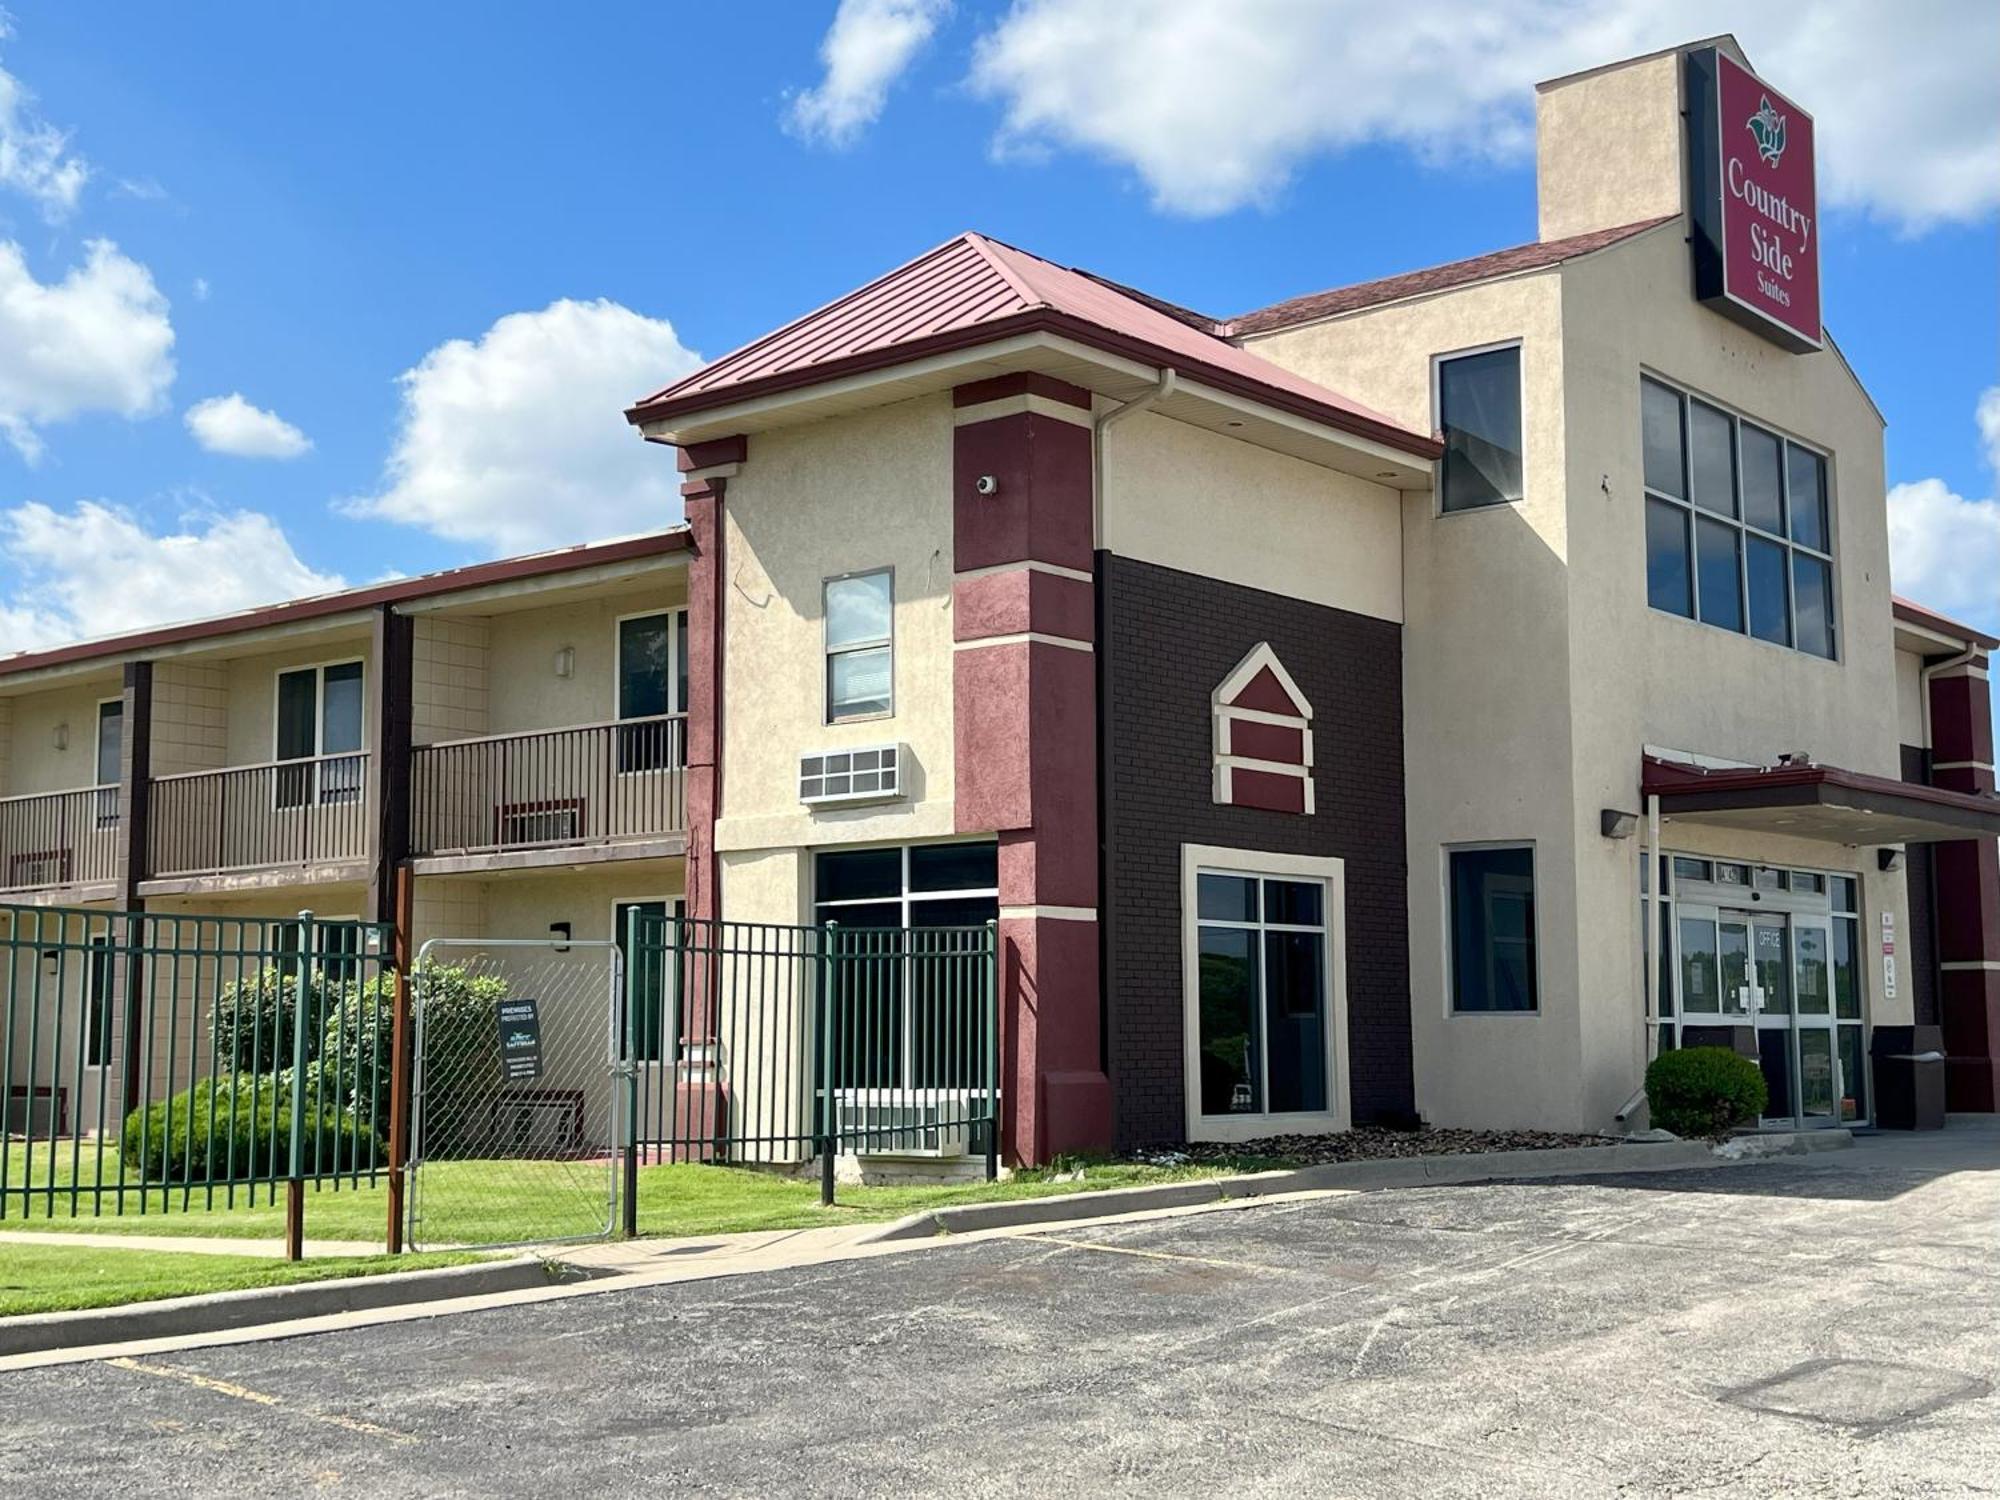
951;374;1111;1163
1927;651;2000;1110
117;661;152;1110
366;604;414;927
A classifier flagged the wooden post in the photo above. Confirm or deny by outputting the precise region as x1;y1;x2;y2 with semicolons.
285;1178;306;1262
385;864;414;1253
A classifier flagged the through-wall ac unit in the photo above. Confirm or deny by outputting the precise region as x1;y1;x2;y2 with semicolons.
493;1094;582;1157
799;744;904;808
497;802;583;846
835;1096;969;1158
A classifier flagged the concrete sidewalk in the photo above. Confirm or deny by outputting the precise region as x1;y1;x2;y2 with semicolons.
0;1229;390;1259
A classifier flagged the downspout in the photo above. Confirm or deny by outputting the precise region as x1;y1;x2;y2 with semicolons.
1091;368;1176;547
1617;791;1664;1128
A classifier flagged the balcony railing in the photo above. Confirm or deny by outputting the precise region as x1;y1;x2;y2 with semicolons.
409;714;687;858
0;786;121;893
147;752;371;879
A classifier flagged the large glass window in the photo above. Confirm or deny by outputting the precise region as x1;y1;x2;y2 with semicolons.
85;935;114;1068
1641;377;1836;658
825;570;893;722
275;661;364;808
94;700;123;828
1449;846;1537;1012
614;897;681;1063
616;611;686;773
1194;870;1331;1117
1437;346;1524;513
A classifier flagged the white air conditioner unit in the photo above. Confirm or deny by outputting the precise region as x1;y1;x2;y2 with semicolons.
799;744;905;807
493;1093;583;1157
835;1093;970;1158
497;801;583;846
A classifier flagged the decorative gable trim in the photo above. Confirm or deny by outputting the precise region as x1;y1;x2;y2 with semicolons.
1211;643;1315;815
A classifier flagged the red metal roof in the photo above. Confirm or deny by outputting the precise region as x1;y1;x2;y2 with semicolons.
626;233;1437;458
1225;218;1677;337
1892;595;1998;651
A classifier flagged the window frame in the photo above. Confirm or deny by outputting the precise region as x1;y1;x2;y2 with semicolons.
811;840;1000;930
822;567;895;725
1444;841;1543;1017
93;697;124;830
1430;339;1527;518
612;607;688;776
613;893;683;1064
271;657;367;808
1180;843;1350;1142
1640;372;1838;660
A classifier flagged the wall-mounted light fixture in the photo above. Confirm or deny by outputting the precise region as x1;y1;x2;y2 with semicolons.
1878;848;1905;873
41;949;60;978
1600;808;1640;840
553;647;575;679
549;921;572;953
51;723;67;752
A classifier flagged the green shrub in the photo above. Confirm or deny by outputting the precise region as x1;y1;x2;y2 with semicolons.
120;1078;383;1184
302;976;395;1137
211;963;339;1075
410;961;511;1158
1645;1046;1767;1137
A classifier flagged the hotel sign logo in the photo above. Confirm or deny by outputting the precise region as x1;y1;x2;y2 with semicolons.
1686;47;1822;353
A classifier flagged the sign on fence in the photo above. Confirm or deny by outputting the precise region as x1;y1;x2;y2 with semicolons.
498;999;544;1082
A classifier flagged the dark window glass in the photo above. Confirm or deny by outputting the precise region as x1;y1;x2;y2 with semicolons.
1787;445;1828;551
1438;347;1523;512
615;899;669;1061
815;847;903;904
1793;554;1835;658
1838;1024;1867;1122
1263;930;1327;1112
85;938;114;1067
674;609;689;716
1197;874;1257;924
909;842;997;895
95;701;123;788
618;614;671;719
1741;423;1785;533
275;668;318;809
321;662;363;754
1833;916;1861;1019
1641;380;1685;498
1449;847;1537;1012
1263;880;1323;928
1646;498;1693;617
1696;516;1743;631
1197;927;1261;1115
1689;401;1737;517
909;895;995;929
1746;535;1792;645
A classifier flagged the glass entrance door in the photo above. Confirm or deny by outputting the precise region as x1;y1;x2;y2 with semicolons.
1790;917;1839;1125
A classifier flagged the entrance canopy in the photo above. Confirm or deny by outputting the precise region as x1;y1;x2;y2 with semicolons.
1642;756;2000;846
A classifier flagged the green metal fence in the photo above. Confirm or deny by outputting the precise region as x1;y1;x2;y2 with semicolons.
624;914;1000;1211
0;902;394;1222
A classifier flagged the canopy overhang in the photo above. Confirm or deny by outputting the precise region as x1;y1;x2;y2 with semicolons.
1641;756;2000;846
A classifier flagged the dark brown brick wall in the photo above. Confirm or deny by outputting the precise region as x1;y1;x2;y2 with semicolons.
1098;554;1414;1149
1901;743;1941;1028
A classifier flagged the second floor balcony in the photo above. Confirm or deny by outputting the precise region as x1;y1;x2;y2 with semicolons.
0;786;121;896
147;752;372;881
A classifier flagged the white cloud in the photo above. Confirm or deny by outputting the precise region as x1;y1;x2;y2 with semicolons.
0;499;344;651
185;393;312;460
0;38;88;220
348;298;701;554
967;0;2000;227
789;0;950;147
1887;387;2000;633
0;238;175;461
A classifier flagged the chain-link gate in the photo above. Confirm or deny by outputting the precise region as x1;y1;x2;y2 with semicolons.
407;937;624;1250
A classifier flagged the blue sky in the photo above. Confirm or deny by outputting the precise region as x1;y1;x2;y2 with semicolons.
0;1;1994;653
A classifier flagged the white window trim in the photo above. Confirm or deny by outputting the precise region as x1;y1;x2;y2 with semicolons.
1443;841;1542;1018
823;568;895;726
272;657;366;809
1431;338;1527;519
612;607;689;721
93;696;123;791
1180;843;1350;1143
612;892;684;1066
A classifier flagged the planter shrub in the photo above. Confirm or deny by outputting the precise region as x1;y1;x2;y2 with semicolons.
1645;1046;1767;1137
410;962;510;1159
120;1077;383;1184
211;963;338;1076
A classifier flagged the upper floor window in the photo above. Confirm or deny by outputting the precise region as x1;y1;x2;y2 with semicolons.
94;699;123;828
616;610;687;772
276;661;363;807
1437;345;1524;512
1448;845;1538;1013
825;570;893;723
1642;376;1835;659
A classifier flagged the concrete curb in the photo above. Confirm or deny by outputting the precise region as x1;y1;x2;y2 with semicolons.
0;1255;559;1358
861;1130;1854;1243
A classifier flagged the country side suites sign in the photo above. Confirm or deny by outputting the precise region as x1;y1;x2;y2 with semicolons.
1686;46;1822;354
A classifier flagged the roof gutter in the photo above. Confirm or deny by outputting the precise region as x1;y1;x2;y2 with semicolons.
1092;367;1176;547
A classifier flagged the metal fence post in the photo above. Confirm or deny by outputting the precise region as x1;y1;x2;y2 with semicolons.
984;920;999;1182
385;869;413;1254
285;909;315;1262
620;906;639;1240
819;922;838;1208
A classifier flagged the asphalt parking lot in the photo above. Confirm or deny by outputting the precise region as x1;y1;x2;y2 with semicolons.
3;1125;1996;1498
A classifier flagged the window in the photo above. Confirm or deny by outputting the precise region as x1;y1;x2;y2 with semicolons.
94;700;122;829
824;570;893;722
615;897;682;1063
1437;346;1523;512
1641;376;1836;658
616;611;686;773
1449;846;1538;1012
85;936;114;1067
275;661;364;808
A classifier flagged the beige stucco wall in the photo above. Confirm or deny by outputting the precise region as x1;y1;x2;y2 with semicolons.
1245;270;1587;1128
4;677;123;796
152;661;228;778
715;394;958;926
482;580;688;739
1536;51;1685;241
413;616;490;746
1895;648;1926;749
1100;410;1403;622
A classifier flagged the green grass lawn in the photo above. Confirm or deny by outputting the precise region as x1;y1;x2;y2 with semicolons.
0;1243;492;1318
1;1141;1241;1247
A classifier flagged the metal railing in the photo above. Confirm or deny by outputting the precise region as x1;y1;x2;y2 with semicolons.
409;714;686;858
623;914;1000;1209
0;786;121;893
147;752;371;879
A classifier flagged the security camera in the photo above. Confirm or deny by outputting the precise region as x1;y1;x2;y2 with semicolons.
974;474;999;496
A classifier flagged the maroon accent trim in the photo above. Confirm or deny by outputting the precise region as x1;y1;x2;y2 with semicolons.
952;568;1095;644
1230;767;1309;814
0;531;692;682
952;373;1091;409
682;485;726;927
625;308;1443;461
1941;968;2000;1112
675;434;748;472
1230;720;1305;765
1229;665;1303;715
1934;839;2000;964
1641;756;2000;839
1893;595;2000;650
953;410;1095;574
1929;671;1995;772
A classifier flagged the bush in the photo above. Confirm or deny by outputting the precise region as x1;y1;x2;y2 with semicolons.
121;1078;383;1184
212;963;339;1075
1646;1046;1767;1137
302;976;396;1137
410;962;510;1158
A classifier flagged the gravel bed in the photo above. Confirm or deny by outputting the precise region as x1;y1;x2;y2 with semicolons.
1130;1126;1614;1169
